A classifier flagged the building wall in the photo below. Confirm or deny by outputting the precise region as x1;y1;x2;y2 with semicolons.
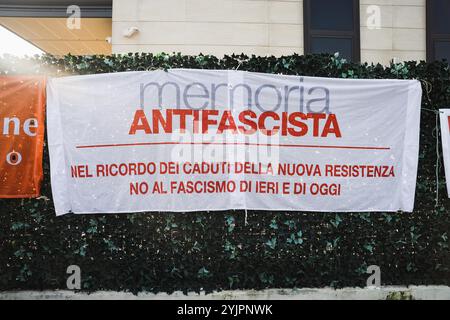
112;0;426;65
360;0;426;65
112;0;304;57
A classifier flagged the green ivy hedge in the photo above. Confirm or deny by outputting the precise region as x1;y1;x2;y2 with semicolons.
0;53;449;293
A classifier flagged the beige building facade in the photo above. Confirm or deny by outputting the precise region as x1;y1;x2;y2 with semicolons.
112;0;427;65
1;0;448;65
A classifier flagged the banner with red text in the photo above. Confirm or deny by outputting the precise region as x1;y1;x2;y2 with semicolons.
440;109;450;198
46;70;422;215
0;76;46;198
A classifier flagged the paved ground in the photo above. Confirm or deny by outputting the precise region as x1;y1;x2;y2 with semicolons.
1;286;449;300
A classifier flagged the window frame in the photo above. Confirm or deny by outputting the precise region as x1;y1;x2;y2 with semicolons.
426;0;450;62
303;0;361;62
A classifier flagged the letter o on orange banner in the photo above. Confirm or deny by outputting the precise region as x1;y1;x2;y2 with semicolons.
0;76;46;198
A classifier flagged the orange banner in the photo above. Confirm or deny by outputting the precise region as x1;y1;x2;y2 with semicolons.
0;76;46;198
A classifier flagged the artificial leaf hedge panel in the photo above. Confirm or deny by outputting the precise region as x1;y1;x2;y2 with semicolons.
0;53;449;293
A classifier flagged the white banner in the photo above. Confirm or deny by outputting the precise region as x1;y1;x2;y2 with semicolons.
440;109;450;198
47;70;422;215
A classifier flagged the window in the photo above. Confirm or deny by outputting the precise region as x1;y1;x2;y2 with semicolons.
304;0;360;62
427;0;450;62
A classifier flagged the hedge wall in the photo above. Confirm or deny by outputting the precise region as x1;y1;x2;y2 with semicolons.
0;53;449;293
